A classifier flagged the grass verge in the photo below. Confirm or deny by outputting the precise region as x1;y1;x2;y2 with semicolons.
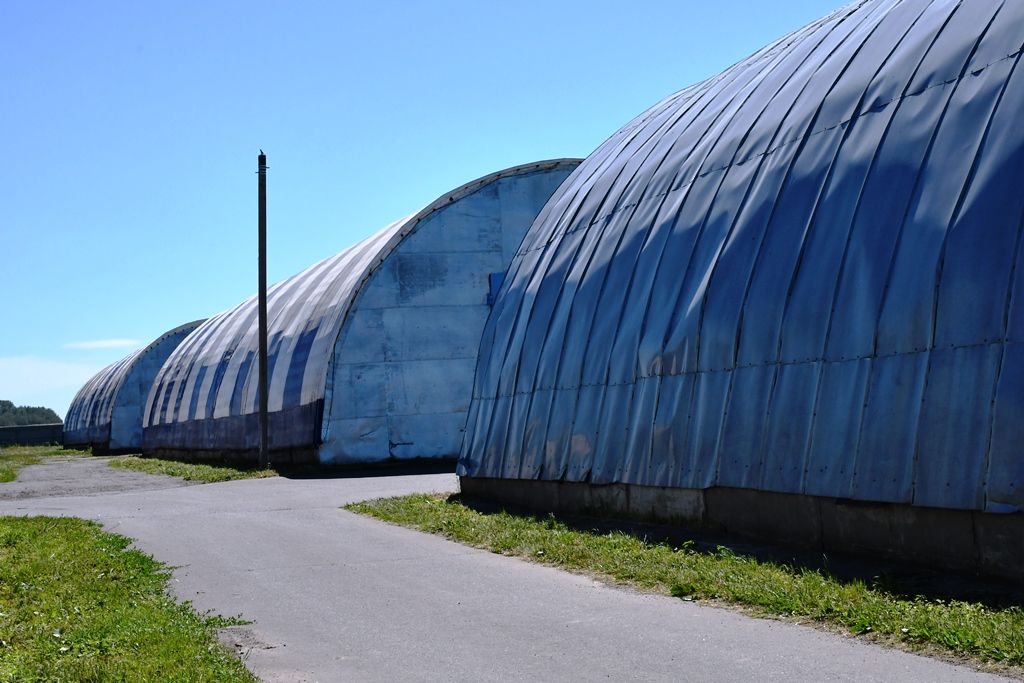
347;494;1024;669
0;516;254;682
109;456;277;484
0;445;83;483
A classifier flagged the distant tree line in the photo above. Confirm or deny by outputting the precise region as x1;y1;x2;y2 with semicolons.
0;400;62;426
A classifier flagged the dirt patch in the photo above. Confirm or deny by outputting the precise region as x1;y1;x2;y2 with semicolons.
0;456;190;500
217;625;278;653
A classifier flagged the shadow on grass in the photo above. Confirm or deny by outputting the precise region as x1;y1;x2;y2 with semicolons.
118;452;456;481
452;493;1024;611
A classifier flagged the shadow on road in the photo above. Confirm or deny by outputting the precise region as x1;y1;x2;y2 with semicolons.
106;452;457;481
276;458;457;480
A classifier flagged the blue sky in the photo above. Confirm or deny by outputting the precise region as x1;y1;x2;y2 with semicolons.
1;0;841;417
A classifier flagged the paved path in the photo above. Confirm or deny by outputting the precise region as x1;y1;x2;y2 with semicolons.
0;459;1012;682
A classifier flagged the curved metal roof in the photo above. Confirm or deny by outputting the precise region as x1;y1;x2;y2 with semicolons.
143;160;581;451
63;320;206;446
460;0;1024;512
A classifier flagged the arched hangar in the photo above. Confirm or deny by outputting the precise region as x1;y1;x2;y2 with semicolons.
458;0;1024;577
142;159;580;463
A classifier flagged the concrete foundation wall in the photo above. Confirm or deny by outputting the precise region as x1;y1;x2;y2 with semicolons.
459;476;1024;581
0;424;63;447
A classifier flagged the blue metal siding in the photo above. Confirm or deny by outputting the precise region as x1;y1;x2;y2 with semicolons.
460;0;1024;513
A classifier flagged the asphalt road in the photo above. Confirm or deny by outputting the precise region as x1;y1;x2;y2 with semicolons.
0;458;1012;682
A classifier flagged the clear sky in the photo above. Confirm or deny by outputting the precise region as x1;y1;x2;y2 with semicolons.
1;0;842;418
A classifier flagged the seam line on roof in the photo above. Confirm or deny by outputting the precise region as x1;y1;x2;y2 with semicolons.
333;355;480;367
611;0;869;141
479;338;1023;401
514;46;1024;259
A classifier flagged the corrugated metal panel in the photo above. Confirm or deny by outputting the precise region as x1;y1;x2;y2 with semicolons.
63;320;205;449
460;0;1024;513
143;160;580;453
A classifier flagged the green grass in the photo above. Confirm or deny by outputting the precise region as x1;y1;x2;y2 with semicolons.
348;494;1024;669
0;445;83;483
0;516;254;682
109;456;277;484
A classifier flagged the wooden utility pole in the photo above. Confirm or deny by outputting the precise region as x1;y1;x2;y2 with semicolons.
257;151;269;467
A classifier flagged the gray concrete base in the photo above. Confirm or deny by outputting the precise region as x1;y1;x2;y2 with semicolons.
459;477;1024;581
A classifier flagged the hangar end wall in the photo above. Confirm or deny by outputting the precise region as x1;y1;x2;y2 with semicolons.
321;165;577;463
109;323;204;451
